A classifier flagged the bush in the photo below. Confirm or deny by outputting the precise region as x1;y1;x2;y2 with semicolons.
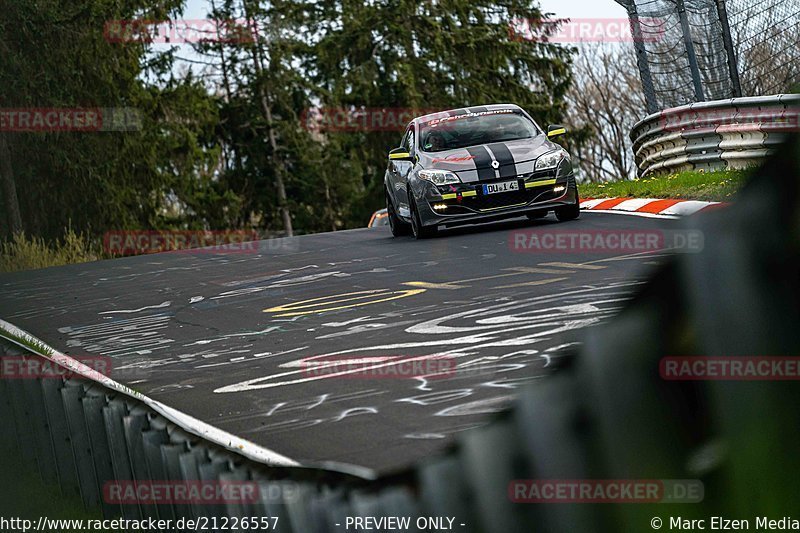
0;230;100;273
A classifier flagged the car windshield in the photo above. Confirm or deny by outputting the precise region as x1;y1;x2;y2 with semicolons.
418;110;540;153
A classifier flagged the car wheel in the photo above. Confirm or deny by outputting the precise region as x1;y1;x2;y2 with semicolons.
410;198;437;239
555;190;580;222
387;192;411;237
526;210;548;220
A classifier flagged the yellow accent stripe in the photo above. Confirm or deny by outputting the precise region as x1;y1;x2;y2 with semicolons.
461;190;477;197
547;128;566;137
525;179;557;188
441;193;457;200
389;152;411;160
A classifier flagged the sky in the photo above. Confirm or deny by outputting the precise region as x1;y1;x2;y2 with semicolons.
538;0;627;18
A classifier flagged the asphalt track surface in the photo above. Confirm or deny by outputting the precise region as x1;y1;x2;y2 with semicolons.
0;212;680;477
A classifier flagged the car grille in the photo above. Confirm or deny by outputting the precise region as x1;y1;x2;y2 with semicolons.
433;175;570;214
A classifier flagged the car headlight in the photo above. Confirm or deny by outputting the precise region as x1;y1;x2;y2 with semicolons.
535;149;568;172
417;169;461;185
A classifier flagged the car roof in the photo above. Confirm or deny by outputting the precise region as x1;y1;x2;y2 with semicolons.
413;104;524;125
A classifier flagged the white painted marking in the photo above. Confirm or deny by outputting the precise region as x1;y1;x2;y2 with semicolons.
660;200;717;216
99;301;171;314
611;198;660;211
579;198;611;209
539;262;606;270
583;209;679;220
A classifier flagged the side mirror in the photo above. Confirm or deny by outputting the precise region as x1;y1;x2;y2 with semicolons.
389;147;413;161
547;125;567;139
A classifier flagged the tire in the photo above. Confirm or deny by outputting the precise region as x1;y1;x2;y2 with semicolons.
410;198;438;239
387;192;411;237
555;190;580;222
526;210;548;220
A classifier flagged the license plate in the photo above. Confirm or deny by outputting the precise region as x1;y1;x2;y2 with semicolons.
483;180;519;195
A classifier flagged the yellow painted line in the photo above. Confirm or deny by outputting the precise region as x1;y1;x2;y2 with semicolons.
494;277;567;289
403;281;465;290
539;262;606;270
264;289;426;317
457;272;525;283
441;193;457;200
457;267;555;284
525;179;557;188
461;190;477;197
505;266;575;275
584;250;671;264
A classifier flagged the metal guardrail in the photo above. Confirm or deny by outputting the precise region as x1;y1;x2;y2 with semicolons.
630;94;799;177
0;339;428;531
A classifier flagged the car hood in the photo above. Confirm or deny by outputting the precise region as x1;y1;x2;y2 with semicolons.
417;136;556;183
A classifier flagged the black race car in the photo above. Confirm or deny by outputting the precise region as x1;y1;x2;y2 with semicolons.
384;104;579;239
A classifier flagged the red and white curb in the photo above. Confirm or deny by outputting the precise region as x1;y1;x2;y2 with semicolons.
580;198;727;218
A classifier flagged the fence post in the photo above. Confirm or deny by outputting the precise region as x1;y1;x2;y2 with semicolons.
619;0;659;114
676;0;706;102
715;0;743;97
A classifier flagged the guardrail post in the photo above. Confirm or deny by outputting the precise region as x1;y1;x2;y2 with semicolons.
124;410;159;520
83;390;120;519
41;376;81;497
141;426;173;521
255;479;294;533
104;397;142;520
0;374;13;449
417;456;478;528
24;376;59;485
179;446;209;520
161;442;191;520
4;351;37;465
61;383;100;509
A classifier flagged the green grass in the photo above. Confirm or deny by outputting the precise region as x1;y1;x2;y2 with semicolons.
0;230;100;273
0;328;54;357
580;169;749;202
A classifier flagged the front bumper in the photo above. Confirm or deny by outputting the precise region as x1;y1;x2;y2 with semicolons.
415;173;578;228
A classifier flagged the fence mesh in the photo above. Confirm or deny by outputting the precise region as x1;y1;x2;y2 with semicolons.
615;0;800;113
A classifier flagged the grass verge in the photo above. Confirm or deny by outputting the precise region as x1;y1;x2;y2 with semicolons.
580;169;749;202
0;230;100;273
